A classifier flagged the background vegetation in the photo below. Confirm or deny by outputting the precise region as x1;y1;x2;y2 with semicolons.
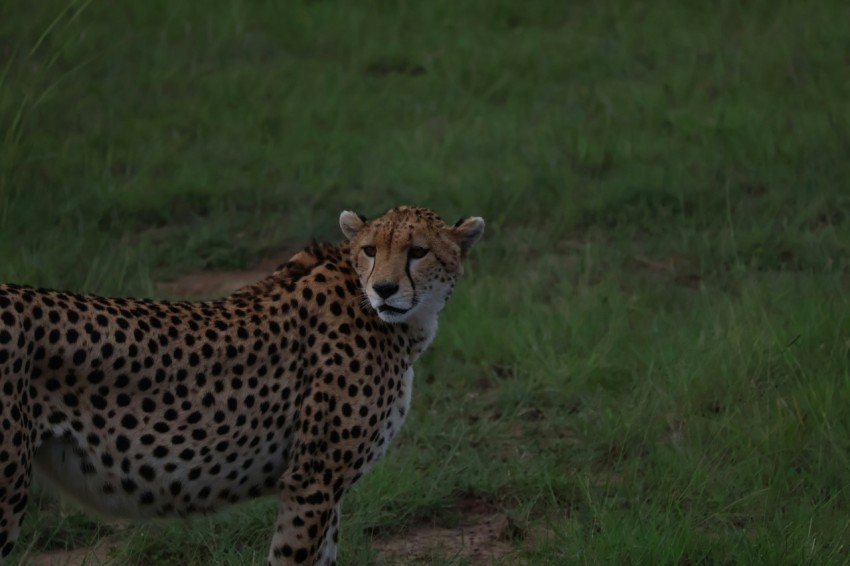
1;0;849;563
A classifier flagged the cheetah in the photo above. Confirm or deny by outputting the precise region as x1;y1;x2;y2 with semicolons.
0;206;484;565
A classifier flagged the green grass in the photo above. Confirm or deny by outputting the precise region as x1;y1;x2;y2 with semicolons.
2;0;850;564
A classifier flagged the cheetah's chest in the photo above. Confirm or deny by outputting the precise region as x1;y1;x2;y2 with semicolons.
367;367;414;473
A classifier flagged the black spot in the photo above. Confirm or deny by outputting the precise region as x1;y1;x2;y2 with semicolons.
87;370;104;385
72;349;86;365
48;412;66;424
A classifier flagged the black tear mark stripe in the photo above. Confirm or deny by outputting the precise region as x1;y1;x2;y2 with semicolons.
404;229;416;295
367;255;376;284
404;257;416;297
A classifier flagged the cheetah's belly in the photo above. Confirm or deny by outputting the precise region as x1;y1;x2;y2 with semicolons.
33;437;148;519
33;432;293;520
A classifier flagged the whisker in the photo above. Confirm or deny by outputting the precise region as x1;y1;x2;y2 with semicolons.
359;291;372;310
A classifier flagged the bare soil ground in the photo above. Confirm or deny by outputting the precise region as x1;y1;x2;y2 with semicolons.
26;543;115;566
374;510;520;565
27;503;528;566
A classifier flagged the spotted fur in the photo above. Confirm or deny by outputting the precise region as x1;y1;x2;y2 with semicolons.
0;206;484;565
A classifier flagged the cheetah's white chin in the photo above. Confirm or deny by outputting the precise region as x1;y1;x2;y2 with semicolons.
373;297;420;323
375;309;412;323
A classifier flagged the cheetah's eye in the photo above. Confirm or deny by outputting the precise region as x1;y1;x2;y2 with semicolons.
362;245;376;258
408;246;428;259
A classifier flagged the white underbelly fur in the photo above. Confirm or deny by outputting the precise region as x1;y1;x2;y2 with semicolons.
33;433;290;520
32;369;416;519
33;437;147;519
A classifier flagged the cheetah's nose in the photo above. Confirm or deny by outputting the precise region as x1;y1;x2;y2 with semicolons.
373;282;399;299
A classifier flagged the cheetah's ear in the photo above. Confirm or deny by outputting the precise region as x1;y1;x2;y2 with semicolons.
452;216;485;255
339;210;367;240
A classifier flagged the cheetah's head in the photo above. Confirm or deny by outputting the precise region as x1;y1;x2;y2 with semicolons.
339;206;484;324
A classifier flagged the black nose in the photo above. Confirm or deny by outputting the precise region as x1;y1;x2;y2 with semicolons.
373;282;399;299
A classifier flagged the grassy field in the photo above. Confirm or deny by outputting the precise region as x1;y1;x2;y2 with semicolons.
2;0;850;564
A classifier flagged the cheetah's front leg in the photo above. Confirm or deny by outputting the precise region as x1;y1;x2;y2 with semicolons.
315;504;340;566
266;434;351;566
267;483;339;566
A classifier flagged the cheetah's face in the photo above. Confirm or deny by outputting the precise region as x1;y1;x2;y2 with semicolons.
339;206;484;323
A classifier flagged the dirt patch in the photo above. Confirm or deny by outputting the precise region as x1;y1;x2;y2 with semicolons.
25;542;116;566
373;496;523;565
157;247;301;299
374;514;516;565
626;252;702;289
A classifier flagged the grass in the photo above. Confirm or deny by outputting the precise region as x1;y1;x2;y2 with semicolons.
2;0;850;563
